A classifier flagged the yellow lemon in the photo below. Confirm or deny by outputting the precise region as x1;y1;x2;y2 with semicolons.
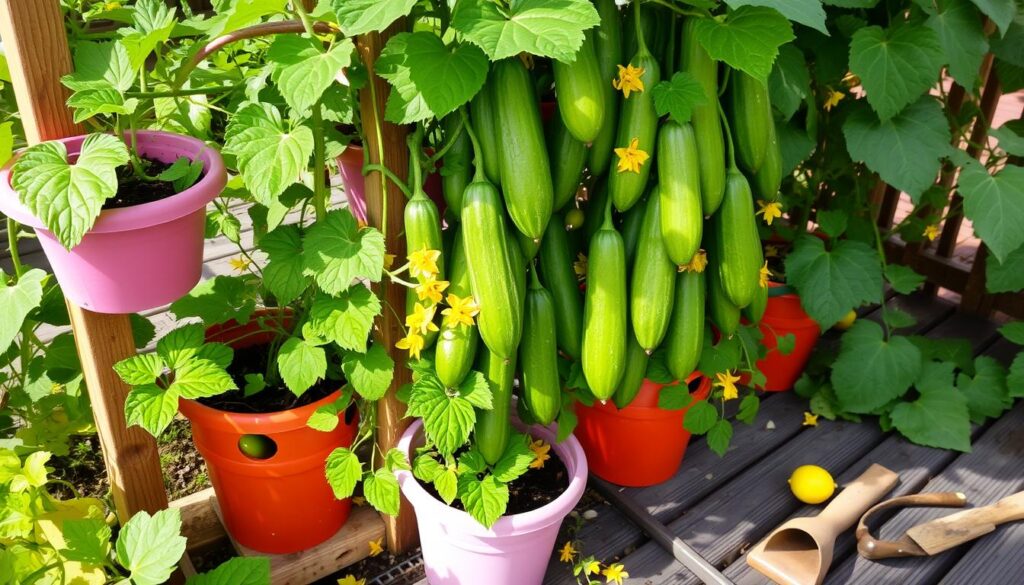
788;465;836;504
834;310;857;330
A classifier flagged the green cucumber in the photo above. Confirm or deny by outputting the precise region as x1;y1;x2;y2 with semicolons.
665;268;705;381
715;169;761;309
612;326;649;409
584;178;610;244
547;111;588;212
631;190;676;352
588;0;624;178
658;120;703;267
441;113;471;217
475;348;516;465
553;30;606;143
539;218;584;360
435;228;478;389
608;48;660;212
753;119;783;202
680;18;726;214
705;228;740;338
471;73;502;185
621;188;648;266
516;229;541;262
730;71;771;174
405;188;444;348
519;270;562;425
581;201;627;400
744;279;768;325
494;58;554;240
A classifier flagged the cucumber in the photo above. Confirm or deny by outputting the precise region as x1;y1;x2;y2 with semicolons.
581;201;627;400
516;229;541;262
435;229;478;389
519;270;562;425
705;228;740;338
744;279;768;325
494;58;554;240
665;269;705;381
441;113;471;217
612;326;649;409
588;0;623;178
462;180;523;359
631;190;676;352
715;169;761;309
547;111;588;212
620;188;648;266
405;188;444;348
471;73;502;184
553;30;606;143
658;121;703;267
680;18;726;214
584;178;610;244
729;71;771;174
608;48;660;212
753;119;783;202
475;348;516;465
539;218;584;360
622;2;657;61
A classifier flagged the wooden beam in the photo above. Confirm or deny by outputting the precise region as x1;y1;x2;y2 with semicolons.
357;23;419;553
0;0;168;522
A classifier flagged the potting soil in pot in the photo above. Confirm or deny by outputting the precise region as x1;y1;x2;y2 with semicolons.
104;159;180;208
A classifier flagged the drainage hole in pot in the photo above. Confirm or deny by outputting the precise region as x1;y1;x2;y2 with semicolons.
238;434;277;460
345;402;358;425
687;377;704;393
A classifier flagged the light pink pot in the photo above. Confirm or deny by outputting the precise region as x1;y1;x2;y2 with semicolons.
336;144;445;222
0;131;225;314
396;418;587;585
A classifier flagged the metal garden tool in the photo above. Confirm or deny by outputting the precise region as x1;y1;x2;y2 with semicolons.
856;490;1024;560
747;464;900;585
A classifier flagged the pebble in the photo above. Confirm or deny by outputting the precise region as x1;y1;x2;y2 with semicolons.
582;509;598;520
766;420;776;430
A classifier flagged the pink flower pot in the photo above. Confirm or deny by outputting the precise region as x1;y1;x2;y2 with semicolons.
336;144;445;222
0;131;225;314
396;418;587;585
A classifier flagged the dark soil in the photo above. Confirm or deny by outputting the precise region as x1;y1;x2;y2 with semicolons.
104;158;180;209
197;343;340;414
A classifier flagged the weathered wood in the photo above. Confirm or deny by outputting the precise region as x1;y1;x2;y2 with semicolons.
171;488;227;551
357;23;418;553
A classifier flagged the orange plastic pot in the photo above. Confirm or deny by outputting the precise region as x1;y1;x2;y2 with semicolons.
574;373;712;487
178;313;357;554
755;283;821;392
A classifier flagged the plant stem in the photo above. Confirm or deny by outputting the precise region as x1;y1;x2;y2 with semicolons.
425;115;465;166
292;1;319;41
408;125;425;197
870;217;892;339
363;165;412;198
717;101;738;169
311;100;328;220
460;106;485;183
7;218;24;278
646;0;707;18
126;85;237;98
633;0;649;56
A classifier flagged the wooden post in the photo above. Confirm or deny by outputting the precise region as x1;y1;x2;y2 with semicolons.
357;24;419;553
0;0;169;522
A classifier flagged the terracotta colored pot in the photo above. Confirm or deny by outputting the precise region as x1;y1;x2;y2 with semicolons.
755;283;821;392
0;131;226;313
395;417;587;585
336;144;445;222
178;313;357;554
574;373;712;487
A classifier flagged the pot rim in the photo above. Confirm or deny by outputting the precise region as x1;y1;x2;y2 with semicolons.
179;387;343;434
0;130;226;234
395;418;588;538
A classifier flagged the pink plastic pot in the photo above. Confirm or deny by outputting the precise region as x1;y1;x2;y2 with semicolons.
396;418;587;585
0;131;225;313
337;144;444;222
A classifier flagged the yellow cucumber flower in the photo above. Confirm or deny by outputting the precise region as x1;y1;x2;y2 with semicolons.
416;277;449;304
824;87;845;111
406;303;439;335
408;246;441;279
715;370;741;401
559;541;577;563
395;331;425;360
442;294;480;328
614;137;650;174
756;200;783;226
602;563;629;585
613;63;645;98
682;250;708;273
923;224;940;241
529;438;551;469
759;261;771;289
803;412;820;427
368;537;384;557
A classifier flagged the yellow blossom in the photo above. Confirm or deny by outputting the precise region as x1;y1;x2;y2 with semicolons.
406;303;439;335
442;294;480;328
603;564;629;585
765;245;780;258
396;331;425;360
416;277;450;304
715;370;741;401
583;560;601;575
352;496;366;506
681;249;708;273
228;256;251;273
613;63;646;98
368;537;384;557
383;253;397;270
759;261;771;289
803;412;819;427
574;252;588;278
756;200;784;226
923;224;940;241
104;2;121;10
529;438;551;469
337;577;365;585
614;137;650;174
408;247;441;279
824;87;845;111
559;541;577;563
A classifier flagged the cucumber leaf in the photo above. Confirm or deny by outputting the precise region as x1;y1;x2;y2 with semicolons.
831;322;921;413
848;23;944;121
693;6;795;83
890;361;972;452
452;0;600;64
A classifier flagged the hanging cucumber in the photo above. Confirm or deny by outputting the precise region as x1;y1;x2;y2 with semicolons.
665;267;705;381
631;190;676;353
435;229;478;389
612;326;650;409
494;58;554;241
588;0;624;178
516;229;541;262
440;113;471;217
753;119;783;202
405;140;445;348
471;73;502;185
621;187;648;266
547;111;588;212
584;178;610;244
539;218;584;360
729;71;771;174
519;269;562;425
744;278;768;325
705;227;740;338
581;199;627;400
553;30;606;143
715;168;761;309
658;120;703;267
680;17;726;214
475;348;516;465
622;1;658;61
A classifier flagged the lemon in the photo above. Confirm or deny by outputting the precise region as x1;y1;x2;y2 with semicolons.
834;310;857;330
788;465;836;504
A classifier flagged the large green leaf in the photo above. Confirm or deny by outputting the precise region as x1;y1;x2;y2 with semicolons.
492;434;535;483
201;0;289;38
831;322;921;413
891;361;972;452
776;118;816;174
0;269;45;353
223;103;313;207
331;0;417;36
377;33;434;124
457;474;508;528
66;87;136;123
784;235;883;328
956;355;1010;423
986;244;1024;293
259;224;310;305
302;210;386;295
724;0;827;35
115;509;187;585
120;0;177;70
341;344;394;401
186;557;270;585
124;384;179;437
769;44;810;121
652;72;708;125
406;373;477;457
1007;352;1024;398
61;519;112;564
843;97;950;201
277;337;327;396
884;264;926;294
694;6;795;83
304;286;381;352
923;0;988;94
967;0;1015;36
363;468;401;516
267;36;353;116
958;161;1024;263
452;0;600;64
113;353;165;386
171;275;256;326
169;359;236;399
63;41;134;92
848;23;945;120
324;447;362;499
156;323;205;370
403;33;488;119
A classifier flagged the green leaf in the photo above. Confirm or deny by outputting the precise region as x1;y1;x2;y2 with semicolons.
63;41;134;92
401;33;489;119
0;121;14;167
769;44;810;121
267;36;353;116
658;384;695;410
831;322;922;413
434;468;459;504
739;394;761;424
277;337;327;396
885;264;926;294
115;509;187;585
156;324;205;370
784;235;883;328
557;394;578;443
385;448;411;471
303;210;386;294
986;244;1024;293
706;419;734;456
61;518;112;564
406;373;477;457
890;361;972;451
66;87;135;122
999;322;1024;345
724;0;827;35
125;384;179;437
697;331;743;377
908;335;976;374
883;308;918;329
816;209;848;239
307;390;352;431
652;72;707;125
958;161;1024;263
376;33;434;124
967;0;1015;36
1007;352;1024;398
331;0;417;36
342;344;394;400
200;0;289;38
452;0;601;64
843;97;951;201
957;355;1010;423
683;400;718;434
170;359;236;399
324;447;362;499
114;354;165;386
9;451;49;491
990;122;1024;157
776;118;816;174
244;373;267;397
776;332;796;355
11;134;129;249
458;474;508;528
923;0;988;94
412;453;444;482
364;468;401;516
694;6;795;82
0;269;45;353
187;557;270;585
492;434;535;482
306;286;381;352
171;275;256;326
120;0;176;70
459;371;493;410
197;343;233;370
848;23;944;120
260;224;310;305
223;103;314;206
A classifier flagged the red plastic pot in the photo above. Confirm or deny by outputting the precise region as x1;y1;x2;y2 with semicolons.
755;283;821;392
574;373;712;487
178;313;357;554
336;144;444;222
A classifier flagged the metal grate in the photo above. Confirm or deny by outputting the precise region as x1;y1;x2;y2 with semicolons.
367;553;425;585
